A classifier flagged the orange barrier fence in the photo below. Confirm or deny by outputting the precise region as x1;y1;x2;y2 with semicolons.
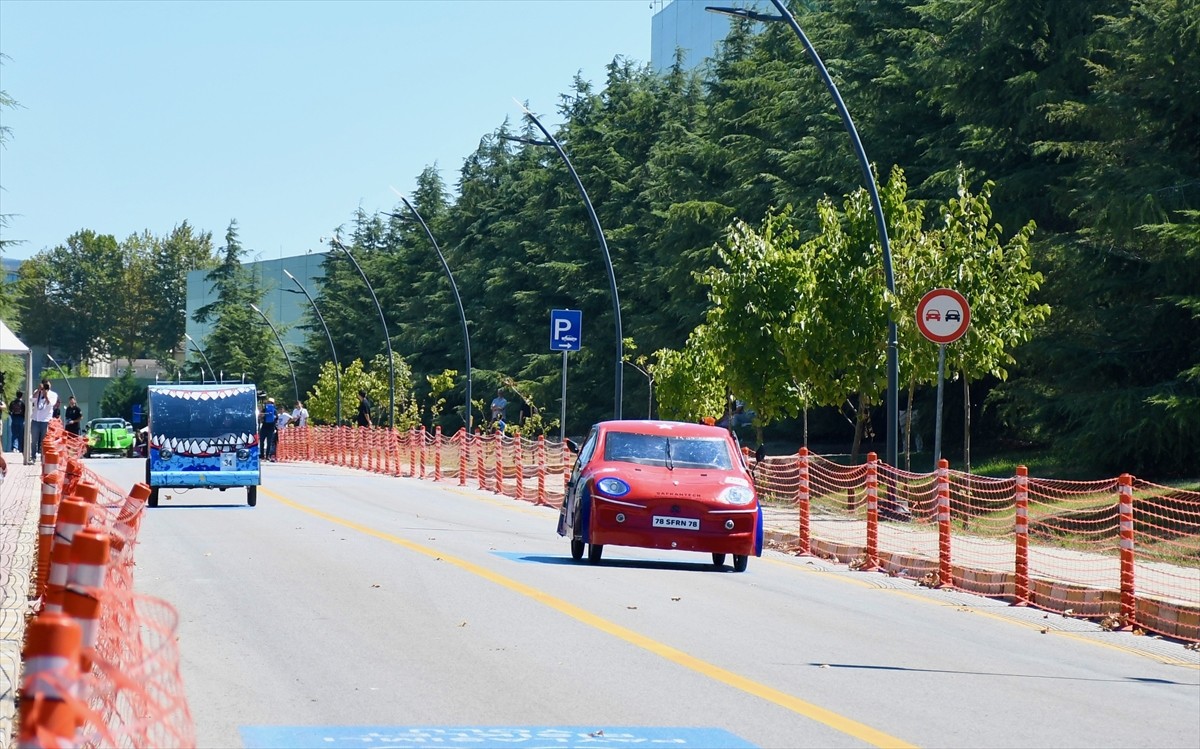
278;426;1200;642
19;424;194;748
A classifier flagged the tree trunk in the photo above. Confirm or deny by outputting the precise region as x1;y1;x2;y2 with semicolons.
849;393;866;463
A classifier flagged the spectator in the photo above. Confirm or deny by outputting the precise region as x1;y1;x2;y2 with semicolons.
31;379;58;460
292;400;309;428
355;390;372;428
9;391;24;453
490;389;507;422
63;396;83;436
260;397;278;461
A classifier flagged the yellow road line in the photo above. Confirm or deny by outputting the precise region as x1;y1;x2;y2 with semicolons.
264;486;918;749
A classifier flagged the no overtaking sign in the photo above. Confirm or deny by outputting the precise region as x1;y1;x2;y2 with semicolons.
916;288;970;344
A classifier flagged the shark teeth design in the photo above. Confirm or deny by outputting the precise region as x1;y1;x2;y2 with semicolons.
152;386;255;401
152;434;254;456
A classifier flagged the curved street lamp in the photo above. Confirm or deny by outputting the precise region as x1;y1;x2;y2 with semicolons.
249;303;299;404
284;269;342;425
183;333;215;383
329;236;394;427
384;191;473;430
45;353;76;399
707;1;900;468
510;101;623;420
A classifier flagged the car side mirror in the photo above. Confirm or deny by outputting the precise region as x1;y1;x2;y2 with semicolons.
564;439;579;454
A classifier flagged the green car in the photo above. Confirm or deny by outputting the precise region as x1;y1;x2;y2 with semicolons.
85;418;136;458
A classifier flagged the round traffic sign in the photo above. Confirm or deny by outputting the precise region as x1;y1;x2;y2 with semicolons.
916;288;970;344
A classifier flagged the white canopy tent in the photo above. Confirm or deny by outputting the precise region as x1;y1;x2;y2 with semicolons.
0;320;34;464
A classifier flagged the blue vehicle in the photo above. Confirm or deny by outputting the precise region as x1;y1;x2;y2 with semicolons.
145;384;261;507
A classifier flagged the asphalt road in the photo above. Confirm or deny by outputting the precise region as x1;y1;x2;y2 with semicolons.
83;457;1200;749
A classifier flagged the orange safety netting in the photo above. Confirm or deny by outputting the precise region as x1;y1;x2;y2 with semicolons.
276;428;1200;641
21;424;195;748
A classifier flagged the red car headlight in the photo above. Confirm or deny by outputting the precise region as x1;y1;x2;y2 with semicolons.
718;486;755;505
595;477;631;497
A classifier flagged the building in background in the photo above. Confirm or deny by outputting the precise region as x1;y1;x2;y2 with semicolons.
1;258;21;284
651;0;768;75
185;251;328;356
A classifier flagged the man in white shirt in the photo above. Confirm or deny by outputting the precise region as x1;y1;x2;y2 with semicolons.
292;401;309;428
30;378;58;460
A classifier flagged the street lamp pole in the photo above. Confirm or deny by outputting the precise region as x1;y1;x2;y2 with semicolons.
183;333;215;383
249;303;299;404
284;269;342;425
385;193;474;430
45;354;76;399
707;1;900;468
329;236;395;427
512;101;623;420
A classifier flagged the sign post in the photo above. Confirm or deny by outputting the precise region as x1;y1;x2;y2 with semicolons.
550;310;582;442
916;289;971;465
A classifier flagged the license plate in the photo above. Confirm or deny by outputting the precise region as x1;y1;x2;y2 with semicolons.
221;451;236;471
653;515;699;531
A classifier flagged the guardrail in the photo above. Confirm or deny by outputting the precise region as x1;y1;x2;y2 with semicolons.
278;426;1200;642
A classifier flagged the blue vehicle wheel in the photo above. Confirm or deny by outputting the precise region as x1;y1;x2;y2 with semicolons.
755;506;764;557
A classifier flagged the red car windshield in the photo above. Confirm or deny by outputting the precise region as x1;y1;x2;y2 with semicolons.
603;432;733;470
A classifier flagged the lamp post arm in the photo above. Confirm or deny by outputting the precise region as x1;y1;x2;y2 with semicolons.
285;270;342;426
765;0;898;468
387;196;474;430
184;334;215;383
45;354;76;399
251;304;300;404
518;103;623;419
330;237;395;427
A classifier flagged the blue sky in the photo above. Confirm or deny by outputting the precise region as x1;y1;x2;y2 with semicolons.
0;0;656;261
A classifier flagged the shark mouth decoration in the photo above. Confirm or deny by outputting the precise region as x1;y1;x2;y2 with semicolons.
152;434;258;457
157;386;256;401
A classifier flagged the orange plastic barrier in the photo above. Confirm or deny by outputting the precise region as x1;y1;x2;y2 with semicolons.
19;425;196;747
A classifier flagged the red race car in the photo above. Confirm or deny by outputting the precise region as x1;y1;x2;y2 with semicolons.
558;420;763;571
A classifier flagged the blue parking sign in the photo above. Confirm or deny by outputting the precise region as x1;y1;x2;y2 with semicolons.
550;309;582;351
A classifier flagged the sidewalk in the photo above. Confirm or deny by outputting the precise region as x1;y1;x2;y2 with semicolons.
757;502;1200;639
0;458;43;748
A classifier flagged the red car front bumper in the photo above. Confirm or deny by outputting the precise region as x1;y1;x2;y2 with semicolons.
589;496;759;556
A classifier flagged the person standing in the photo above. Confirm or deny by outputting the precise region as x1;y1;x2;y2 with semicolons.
63;396;83;436
30;379;58;460
8;391;24;453
490;389;507;423
260;397;278;462
355;390;372;428
292;400;309;428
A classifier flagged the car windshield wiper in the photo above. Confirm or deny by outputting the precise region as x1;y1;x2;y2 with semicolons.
664;438;674;470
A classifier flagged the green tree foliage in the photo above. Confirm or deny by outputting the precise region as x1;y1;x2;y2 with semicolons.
17;230;124;364
651;324;726;424
193;221;280;389
99;369;146;422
